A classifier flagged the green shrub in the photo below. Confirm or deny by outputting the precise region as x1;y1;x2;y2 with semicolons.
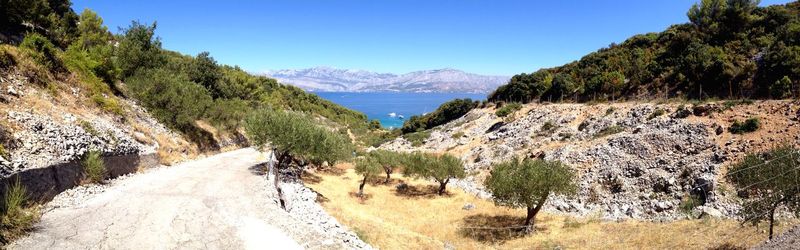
679;194;702;214
495;102;522;117
404;130;431;147
91;94;124;116
451;132;465;139
82;150;106;183
729;117;759;134
770;76;793;99
401;99;478;133
648;108;665;120
1;178;38;243
594;125;624;138
541;121;556;132
0;144;8;160
79;120;99;137
19;33;63;71
604;107;615;116
721;99;754;110
0;46;16;70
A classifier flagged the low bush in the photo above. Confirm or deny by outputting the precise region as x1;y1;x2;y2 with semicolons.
79;120;99;137
82;150;106;183
495;102;522;117
91;94;124;116
594;125;624;138
679;194;702;214
647;108;665;120
451;132;465;139
604;107;615;116
0;46;16;70
0;144;8;160
1;179;39;243
729;117;759;134
19;33;63;72
541;121;556;132
404;130;431;147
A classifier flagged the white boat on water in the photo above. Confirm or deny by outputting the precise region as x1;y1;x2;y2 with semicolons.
388;112;397;118
398;115;405;119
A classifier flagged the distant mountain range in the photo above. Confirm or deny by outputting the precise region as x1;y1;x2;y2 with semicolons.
264;67;509;93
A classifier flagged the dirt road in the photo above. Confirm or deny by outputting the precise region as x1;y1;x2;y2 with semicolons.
11;148;343;249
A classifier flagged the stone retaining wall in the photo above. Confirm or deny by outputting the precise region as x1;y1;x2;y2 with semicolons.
0;153;159;206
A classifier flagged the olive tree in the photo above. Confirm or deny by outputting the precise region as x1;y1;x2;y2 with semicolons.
484;158;577;233
403;152;465;195
354;155;382;197
727;145;800;239
245;109;353;209
370;150;404;183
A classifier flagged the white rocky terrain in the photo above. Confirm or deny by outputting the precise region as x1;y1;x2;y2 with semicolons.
381;100;800;221
265;67;509;93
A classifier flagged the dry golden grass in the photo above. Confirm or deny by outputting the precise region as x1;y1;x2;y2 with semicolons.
306;167;790;250
154;133;196;166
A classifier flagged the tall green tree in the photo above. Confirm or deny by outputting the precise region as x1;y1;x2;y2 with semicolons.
484;158;577;232
403;152;465;195
727;145;800;240
115;21;163;78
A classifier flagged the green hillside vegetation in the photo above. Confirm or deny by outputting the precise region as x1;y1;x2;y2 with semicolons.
490;0;800;103
401;98;479;133
1;2;372;147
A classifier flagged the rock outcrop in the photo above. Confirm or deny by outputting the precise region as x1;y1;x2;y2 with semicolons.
381;101;800;221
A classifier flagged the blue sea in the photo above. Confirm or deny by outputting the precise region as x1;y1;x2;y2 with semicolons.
315;92;487;129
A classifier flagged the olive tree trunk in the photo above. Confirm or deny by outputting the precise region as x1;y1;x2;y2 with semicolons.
384;167;392;183
274;151;291;210
358;175;368;197
437;179;450;195
524;194;549;233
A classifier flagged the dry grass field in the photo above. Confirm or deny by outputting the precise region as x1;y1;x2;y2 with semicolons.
305;166;792;250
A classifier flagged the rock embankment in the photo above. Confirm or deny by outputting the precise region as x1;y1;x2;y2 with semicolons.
0;111;152;177
269;172;372;249
381;101;800;221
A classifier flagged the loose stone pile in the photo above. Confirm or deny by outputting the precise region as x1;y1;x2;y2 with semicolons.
268;174;372;249
0;111;152;177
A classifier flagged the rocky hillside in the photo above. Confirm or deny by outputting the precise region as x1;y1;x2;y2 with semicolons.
266;67;509;93
0;61;195;179
381;100;800;220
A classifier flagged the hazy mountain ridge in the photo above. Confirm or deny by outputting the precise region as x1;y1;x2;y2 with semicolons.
265;67;509;93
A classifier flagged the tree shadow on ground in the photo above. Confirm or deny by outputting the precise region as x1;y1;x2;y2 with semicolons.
367;178;400;186
315;166;346;176
347;191;374;203
458;214;547;244
393;183;454;199
300;171;323;184
248;163;268;176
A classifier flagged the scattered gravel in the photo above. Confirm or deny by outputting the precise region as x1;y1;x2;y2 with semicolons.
753;225;800;250
270;174;372;250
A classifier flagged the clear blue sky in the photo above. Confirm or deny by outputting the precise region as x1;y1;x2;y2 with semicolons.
72;0;792;76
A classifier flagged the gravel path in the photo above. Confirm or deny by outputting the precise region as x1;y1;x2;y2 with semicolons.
753;225;800;250
10;148;347;249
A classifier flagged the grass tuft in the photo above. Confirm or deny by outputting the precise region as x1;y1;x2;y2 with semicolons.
0;179;39;243
594;125;624;139
82;150;106;183
729;117;760;134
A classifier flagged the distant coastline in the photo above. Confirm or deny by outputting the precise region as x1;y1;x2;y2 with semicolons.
315;92;486;129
